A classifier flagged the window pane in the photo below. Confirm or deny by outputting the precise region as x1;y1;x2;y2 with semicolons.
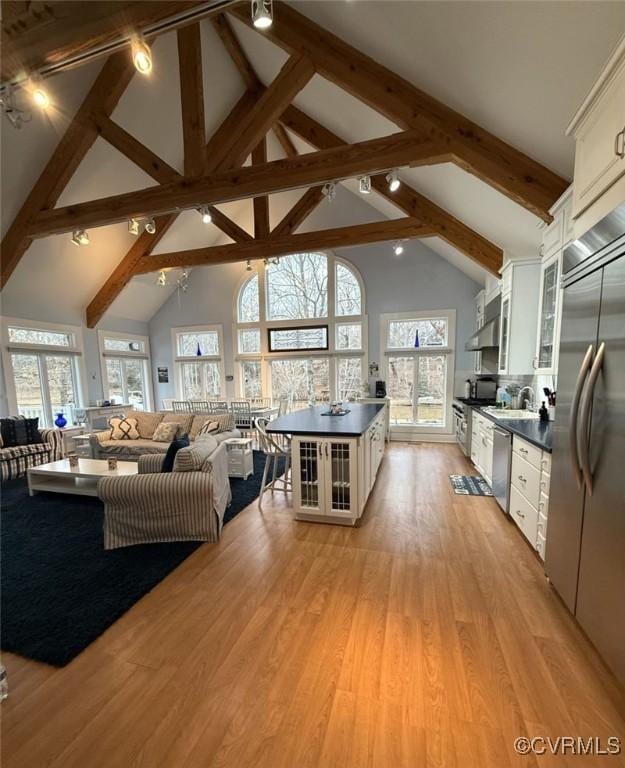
338;358;362;400
268;326;328;352
416;355;446;426
238;328;261;354
178;331;219;356
238;274;260;322
266;253;328;320
388;356;414;424
336;262;361;316
8;327;72;347
103;337;144;352
11;354;46;424
241;360;262;398
124;359;146;410
271;358;329;411
181;362;221;400
336;323;362;350
387;319;447;349
46;355;77;423
105;359;124;403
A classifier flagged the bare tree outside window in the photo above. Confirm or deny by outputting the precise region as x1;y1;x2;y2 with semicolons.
267;253;328;320
336;262;361;316
238;274;260;323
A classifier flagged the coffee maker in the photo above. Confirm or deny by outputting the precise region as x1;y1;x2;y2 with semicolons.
375;380;387;398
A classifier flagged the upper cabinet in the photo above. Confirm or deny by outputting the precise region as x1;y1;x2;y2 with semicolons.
498;259;541;376
567;37;625;231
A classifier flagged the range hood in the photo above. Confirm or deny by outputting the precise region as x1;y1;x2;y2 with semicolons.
465;295;501;351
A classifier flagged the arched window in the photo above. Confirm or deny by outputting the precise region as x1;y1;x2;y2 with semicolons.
233;253;366;407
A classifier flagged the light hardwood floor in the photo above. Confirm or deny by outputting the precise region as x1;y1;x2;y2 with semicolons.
2;443;624;767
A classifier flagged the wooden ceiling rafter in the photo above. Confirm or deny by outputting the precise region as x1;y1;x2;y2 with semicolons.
136;217;436;272
252;137;270;239
228;1;568;222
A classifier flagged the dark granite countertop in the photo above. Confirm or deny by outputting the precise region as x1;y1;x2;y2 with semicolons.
474;407;553;453
267;403;384;437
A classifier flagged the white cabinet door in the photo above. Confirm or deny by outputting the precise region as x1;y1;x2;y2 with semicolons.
325;439;359;518
498;294;511;373
535;253;561;374
293;438;325;515
572;57;625;217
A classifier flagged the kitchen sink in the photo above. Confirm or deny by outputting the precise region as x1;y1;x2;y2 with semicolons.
482;407;539;420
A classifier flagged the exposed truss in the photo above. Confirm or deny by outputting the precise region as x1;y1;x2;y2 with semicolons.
1;4;570;328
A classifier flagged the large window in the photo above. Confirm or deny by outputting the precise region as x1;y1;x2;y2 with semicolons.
98;331;153;411
2;319;86;427
172;324;225;401
234;253;366;407
381;310;455;432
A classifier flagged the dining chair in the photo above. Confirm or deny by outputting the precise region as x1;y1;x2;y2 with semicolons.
230;401;253;436
208;400;229;414
172;401;192;414
191;401;210;413
256;417;291;509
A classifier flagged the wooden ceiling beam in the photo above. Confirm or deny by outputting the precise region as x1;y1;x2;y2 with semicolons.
0;51;134;289
29;131;447;236
272;123;298;159
85;87;261;327
136;218;436;273
1;1;235;83
252;137;270;239
281;105;503;274
209;13;261;91
229;2;568;222
177;23;206;178
271;187;325;238
213;53;314;172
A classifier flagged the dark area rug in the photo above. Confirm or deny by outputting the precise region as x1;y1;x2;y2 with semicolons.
1;450;282;667
449;474;493;496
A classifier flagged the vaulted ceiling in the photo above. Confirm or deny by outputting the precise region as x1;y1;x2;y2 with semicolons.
2;0;624;326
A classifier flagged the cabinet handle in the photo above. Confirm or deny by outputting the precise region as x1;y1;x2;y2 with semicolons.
519;447;528;455
518;475;527;484
615;127;625;159
515;509;526;519
325;443;329;458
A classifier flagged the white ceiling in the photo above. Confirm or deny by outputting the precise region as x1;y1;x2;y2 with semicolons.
2;1;624;325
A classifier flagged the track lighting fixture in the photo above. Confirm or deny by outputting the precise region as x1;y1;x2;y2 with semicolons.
128;218;140;235
132;38;152;75
71;230;90;247
32;87;50;109
393;241;404;256
200;205;212;224
1;87;31;129
322;181;336;202
157;270;167;286
386;169;400;192
145;217;156;235
359;176;372;195
251;0;273;29
246;260;253;271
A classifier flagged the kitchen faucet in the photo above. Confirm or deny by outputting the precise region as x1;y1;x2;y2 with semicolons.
519;386;535;410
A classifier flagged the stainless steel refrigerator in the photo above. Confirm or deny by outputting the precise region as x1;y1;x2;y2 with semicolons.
545;203;625;688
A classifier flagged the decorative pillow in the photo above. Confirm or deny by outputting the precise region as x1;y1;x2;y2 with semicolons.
152;421;180;443
126;410;164;439
161;434;190;473
109;417;140;440
162;411;193;435
0;416;43;447
197;420;219;438
173;434;218;472
189;412;235;440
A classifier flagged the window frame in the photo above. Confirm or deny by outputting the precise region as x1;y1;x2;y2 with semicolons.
98;330;154;411
171;324;226;401
232;254;367;402
380;309;456;435
1;317;87;427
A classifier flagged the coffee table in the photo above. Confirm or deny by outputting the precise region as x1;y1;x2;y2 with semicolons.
27;458;138;497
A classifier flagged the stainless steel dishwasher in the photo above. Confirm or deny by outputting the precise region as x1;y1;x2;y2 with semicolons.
492;426;512;514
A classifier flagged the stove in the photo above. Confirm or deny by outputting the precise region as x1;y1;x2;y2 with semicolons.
452;397;497;456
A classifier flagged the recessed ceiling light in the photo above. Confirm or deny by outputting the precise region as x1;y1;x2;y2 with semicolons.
359;176;372;195
32;87;49;109
132;39;152;75
71;230;89;246
386;169;401;192
145;217;156;235
251;0;273;29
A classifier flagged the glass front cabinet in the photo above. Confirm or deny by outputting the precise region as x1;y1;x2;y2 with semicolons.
535;253;561;374
498;294;511;374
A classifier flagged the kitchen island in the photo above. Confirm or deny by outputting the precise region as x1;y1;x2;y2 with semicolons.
267;402;387;525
